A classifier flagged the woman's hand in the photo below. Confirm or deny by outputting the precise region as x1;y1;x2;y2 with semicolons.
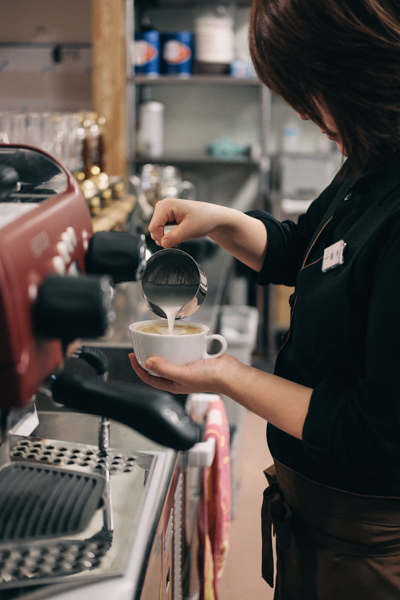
149;198;223;248
149;197;268;272
129;352;238;396
129;351;312;440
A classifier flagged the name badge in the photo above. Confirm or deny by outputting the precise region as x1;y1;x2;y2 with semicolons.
322;240;346;272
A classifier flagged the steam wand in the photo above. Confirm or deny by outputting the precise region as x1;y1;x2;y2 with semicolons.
72;346;111;454
72;346;113;532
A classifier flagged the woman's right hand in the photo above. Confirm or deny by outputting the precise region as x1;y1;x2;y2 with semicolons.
148;198;223;248
149;197;268;272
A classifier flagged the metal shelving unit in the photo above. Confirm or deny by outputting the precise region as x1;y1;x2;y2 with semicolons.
127;73;271;198
131;154;260;165
126;0;271;176
126;0;273;357
130;75;261;85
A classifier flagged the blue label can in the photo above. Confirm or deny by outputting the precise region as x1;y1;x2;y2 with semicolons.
134;31;160;77
162;32;193;76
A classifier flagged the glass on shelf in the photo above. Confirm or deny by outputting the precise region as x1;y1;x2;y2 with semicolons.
0;110;87;174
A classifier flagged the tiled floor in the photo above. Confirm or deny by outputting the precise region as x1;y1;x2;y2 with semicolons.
219;410;275;600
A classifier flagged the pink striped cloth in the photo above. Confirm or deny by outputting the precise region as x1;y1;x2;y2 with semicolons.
198;397;231;600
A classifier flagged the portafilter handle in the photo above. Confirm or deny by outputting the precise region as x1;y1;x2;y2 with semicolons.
51;372;201;451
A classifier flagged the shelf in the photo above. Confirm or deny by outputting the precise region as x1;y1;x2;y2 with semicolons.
136;0;253;8
129;75;261;86
131;155;260;166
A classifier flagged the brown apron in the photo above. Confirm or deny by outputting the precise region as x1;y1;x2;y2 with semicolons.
262;460;400;600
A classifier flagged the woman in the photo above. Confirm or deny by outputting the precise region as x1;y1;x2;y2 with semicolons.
130;1;400;598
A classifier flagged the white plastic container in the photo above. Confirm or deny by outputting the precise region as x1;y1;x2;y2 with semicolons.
280;153;342;196
137;101;164;158
219;305;259;427
218;305;260;518
220;305;259;366
194;14;235;64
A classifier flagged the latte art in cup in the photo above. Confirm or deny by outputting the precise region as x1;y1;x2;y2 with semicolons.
137;323;203;335
129;319;228;376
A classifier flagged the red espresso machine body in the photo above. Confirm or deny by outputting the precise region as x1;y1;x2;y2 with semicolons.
0;144;93;410
0;144;203;600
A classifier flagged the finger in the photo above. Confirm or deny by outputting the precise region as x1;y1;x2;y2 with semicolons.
129;354;180;392
144;357;169;376
129;353;155;383
149;199;177;242
150;199;198;248
145;357;193;382
149;224;165;245
160;224;187;248
129;352;143;372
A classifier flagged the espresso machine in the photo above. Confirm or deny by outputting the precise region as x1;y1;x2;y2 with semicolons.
0;144;203;600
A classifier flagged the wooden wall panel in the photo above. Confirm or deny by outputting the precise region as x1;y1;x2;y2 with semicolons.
92;0;127;177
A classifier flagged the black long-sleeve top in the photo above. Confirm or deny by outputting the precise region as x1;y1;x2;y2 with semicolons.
248;151;400;495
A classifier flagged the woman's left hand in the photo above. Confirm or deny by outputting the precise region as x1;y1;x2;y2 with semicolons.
130;352;312;441
129;353;238;396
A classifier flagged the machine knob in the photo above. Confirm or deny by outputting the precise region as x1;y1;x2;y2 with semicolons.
56;241;70;263
85;231;147;283
33;274;114;344
0;164;19;201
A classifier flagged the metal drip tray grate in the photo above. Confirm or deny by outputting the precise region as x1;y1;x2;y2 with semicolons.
0;537;110;585
0;418;172;594
10;438;137;475
0;463;104;542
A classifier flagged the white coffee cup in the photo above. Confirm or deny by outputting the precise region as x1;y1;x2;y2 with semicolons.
129;320;228;376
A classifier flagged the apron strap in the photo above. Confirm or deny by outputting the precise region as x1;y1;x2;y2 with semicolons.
261;464;293;587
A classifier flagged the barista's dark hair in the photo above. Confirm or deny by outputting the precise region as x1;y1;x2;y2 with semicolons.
249;0;400;175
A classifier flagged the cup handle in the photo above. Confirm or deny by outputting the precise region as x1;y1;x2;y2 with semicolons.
203;334;227;359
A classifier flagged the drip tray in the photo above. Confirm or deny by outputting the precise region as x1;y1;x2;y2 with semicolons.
0;461;108;588
0;463;104;542
0;411;176;595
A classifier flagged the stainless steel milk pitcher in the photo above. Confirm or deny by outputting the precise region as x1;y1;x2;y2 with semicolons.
141;248;207;319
